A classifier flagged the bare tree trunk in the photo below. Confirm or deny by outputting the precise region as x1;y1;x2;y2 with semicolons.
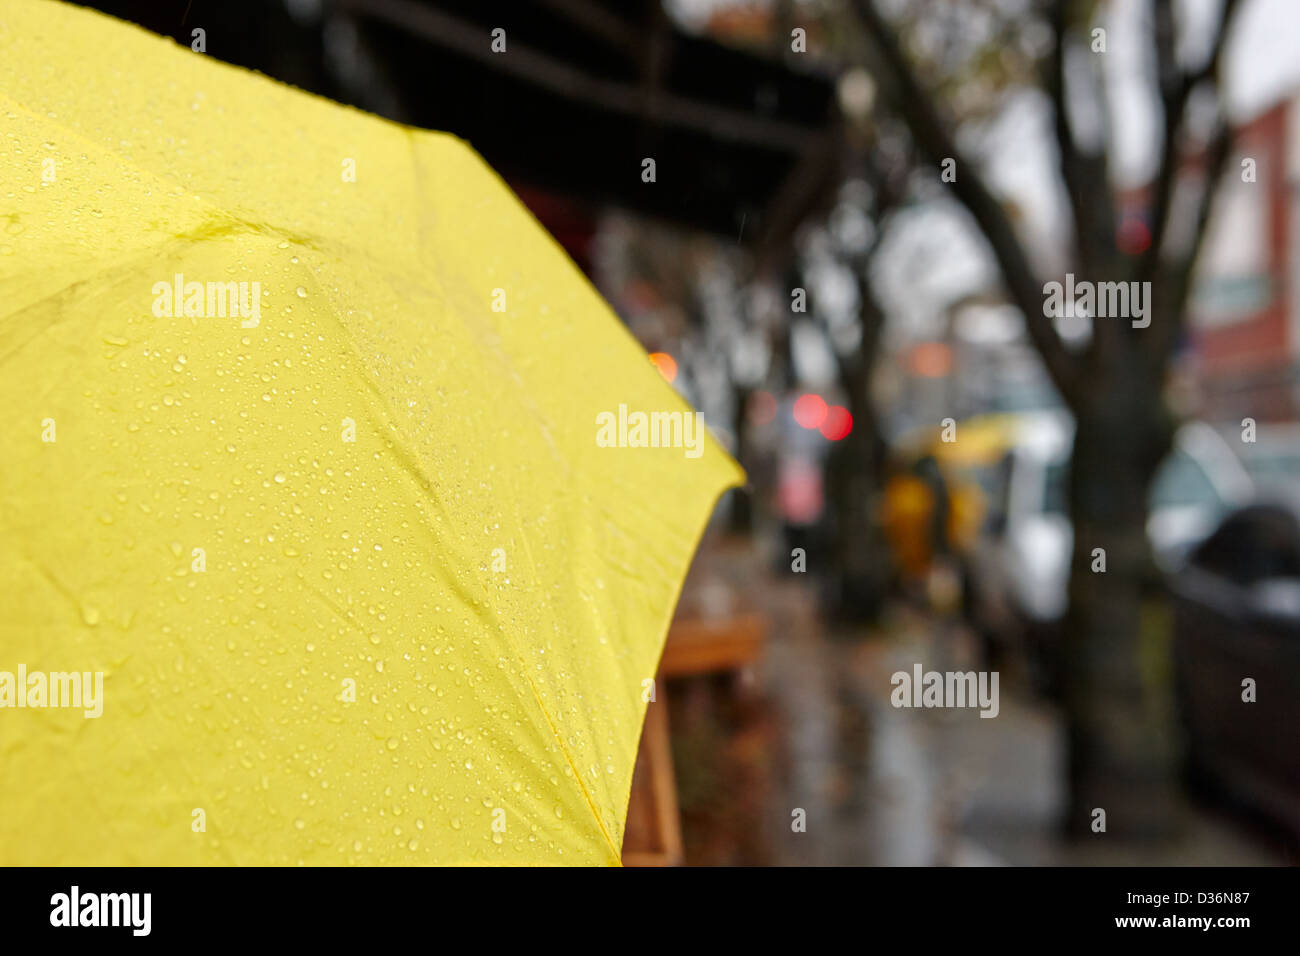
845;0;1242;839
828;271;890;621
1062;369;1181;837
729;384;755;535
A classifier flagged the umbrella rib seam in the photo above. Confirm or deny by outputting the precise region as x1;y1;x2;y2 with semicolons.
514;667;623;864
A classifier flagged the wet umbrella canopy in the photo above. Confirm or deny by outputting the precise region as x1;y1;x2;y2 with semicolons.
0;0;741;864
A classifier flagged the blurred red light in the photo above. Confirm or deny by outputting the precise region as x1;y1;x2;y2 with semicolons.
793;394;828;429
820;405;853;441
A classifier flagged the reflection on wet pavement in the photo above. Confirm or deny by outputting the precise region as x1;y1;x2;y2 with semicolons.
669;538;1291;866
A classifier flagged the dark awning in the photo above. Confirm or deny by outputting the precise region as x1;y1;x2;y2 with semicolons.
79;0;843;243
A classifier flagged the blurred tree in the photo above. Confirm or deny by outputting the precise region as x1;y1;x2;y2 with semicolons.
820;160;904;621
767;0;1036;623
849;0;1244;838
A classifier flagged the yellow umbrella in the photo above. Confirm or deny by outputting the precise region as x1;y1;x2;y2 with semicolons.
0;0;741;864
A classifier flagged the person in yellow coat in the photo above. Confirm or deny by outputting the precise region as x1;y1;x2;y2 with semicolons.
881;453;985;612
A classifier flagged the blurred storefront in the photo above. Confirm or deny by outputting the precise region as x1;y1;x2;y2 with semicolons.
1186;96;1300;423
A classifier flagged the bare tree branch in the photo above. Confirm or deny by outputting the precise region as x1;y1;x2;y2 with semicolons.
847;0;1082;405
1141;0;1242;279
1142;0;1243;362
1046;0;1128;367
1149;123;1235;361
1045;0;1115;277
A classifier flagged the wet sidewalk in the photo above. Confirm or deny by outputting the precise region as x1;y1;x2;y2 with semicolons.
670;537;1292;866
768;592;1288;865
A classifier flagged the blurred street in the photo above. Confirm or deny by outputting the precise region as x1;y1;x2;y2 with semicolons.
667;533;1294;866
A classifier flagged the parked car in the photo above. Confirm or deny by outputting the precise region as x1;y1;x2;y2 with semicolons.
1225;422;1300;497
972;411;1073;629
967;412;1254;683
1148;421;1257;570
1171;500;1300;836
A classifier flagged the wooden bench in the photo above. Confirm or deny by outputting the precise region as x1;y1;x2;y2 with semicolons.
619;686;682;867
621;611;766;866
657;612;765;677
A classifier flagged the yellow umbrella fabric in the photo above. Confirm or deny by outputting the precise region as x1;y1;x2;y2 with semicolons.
0;0;742;864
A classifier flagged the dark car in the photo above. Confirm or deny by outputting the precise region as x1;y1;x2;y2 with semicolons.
1171;501;1300;835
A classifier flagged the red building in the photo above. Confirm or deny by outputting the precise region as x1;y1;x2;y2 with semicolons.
1187;97;1300;422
